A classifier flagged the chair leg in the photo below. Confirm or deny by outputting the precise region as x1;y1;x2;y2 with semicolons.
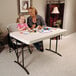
28;46;32;54
9;47;12;52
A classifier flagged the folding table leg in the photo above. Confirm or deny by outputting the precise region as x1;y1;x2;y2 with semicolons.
14;40;30;74
46;36;62;56
28;46;32;54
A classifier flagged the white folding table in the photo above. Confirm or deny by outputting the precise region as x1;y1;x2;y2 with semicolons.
10;28;66;74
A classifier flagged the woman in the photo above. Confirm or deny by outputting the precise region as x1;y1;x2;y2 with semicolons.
27;7;45;52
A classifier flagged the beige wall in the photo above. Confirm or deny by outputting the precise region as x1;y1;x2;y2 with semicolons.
0;0;18;33
63;0;76;35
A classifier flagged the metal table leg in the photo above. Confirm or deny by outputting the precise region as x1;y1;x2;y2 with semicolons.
46;36;62;56
14;40;30;74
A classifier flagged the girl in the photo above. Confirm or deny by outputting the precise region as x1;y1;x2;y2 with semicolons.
16;15;33;53
16;15;30;31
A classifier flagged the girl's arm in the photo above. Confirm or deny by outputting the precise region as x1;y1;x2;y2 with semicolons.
25;23;31;31
17;26;25;31
26;26;31;31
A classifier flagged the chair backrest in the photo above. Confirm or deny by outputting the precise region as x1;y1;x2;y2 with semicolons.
7;23;18;33
7;23;18;50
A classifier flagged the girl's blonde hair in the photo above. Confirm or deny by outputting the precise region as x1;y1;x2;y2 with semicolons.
16;14;26;23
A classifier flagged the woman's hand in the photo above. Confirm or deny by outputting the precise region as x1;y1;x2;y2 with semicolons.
36;25;43;30
31;24;36;29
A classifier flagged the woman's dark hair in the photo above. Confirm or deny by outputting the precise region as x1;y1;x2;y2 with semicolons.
28;6;38;15
16;14;26;23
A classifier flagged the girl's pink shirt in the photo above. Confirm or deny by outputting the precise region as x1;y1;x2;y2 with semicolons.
17;23;28;30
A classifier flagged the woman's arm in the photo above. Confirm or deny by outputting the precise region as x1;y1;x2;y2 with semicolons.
27;17;32;28
36;15;46;29
40;16;45;26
